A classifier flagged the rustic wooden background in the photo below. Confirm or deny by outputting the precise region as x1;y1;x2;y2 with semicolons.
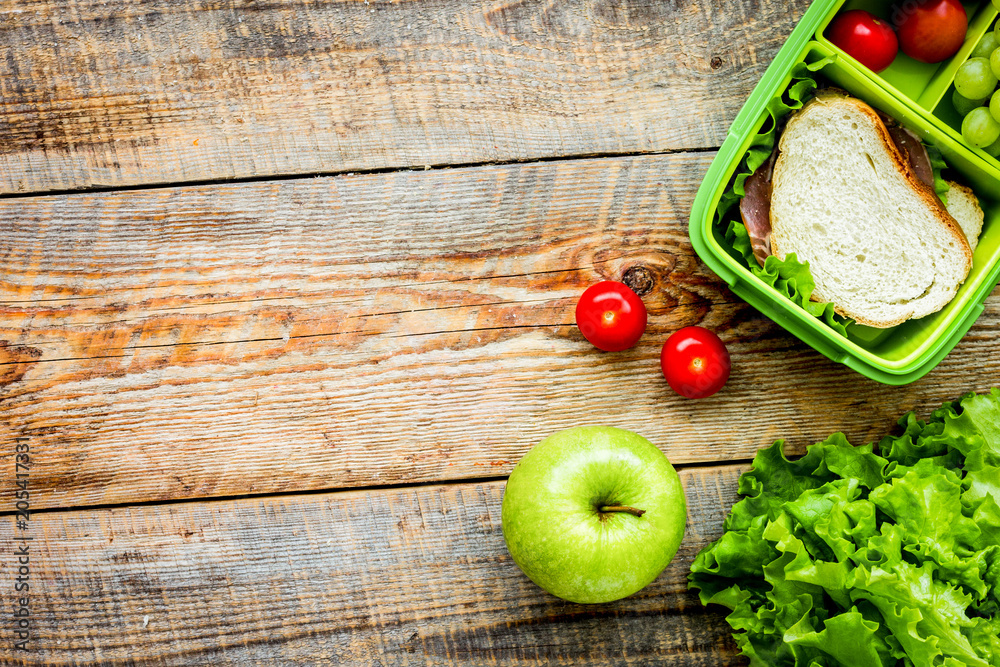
2;0;998;664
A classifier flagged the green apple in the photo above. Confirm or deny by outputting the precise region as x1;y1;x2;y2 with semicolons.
501;425;686;604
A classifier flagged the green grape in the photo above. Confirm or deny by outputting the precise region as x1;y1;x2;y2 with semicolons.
972;32;999;60
991;49;1000;80
983;135;1000;157
956;58;998;100
991;90;1000;121
963;107;1000;148
954;89;988;116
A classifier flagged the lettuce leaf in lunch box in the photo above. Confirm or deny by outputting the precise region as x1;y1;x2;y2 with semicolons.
929;145;950;208
715;57;952;338
689;388;1000;667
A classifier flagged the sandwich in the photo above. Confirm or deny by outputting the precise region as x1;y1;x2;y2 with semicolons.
739;91;982;328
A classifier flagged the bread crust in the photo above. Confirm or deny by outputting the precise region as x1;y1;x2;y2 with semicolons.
769;95;973;328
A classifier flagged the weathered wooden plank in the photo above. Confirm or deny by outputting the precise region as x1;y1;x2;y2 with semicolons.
0;0;810;193
2;153;999;511
0;466;746;665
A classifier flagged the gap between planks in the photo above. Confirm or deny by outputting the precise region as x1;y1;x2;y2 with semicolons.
0;146;720;202
0;458;758;518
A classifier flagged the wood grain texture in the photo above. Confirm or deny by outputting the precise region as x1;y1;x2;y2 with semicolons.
0;466;746;666
0;0;810;193
2;154;999;510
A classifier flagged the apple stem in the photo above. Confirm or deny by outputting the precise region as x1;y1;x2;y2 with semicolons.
599;505;646;518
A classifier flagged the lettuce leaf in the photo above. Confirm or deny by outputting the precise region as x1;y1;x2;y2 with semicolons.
690;389;1000;666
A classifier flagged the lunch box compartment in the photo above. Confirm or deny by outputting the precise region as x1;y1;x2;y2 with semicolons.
690;0;1000;385
816;1;993;112
929;10;1000;170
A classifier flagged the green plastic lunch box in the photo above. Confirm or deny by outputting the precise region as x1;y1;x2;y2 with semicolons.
689;0;1000;385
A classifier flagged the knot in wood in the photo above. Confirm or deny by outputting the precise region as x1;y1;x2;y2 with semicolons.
621;265;654;296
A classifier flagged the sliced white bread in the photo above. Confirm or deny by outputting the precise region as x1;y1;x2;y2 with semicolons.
769;95;973;328
945;181;984;253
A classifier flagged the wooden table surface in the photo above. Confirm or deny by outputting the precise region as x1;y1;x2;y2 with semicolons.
3;0;999;664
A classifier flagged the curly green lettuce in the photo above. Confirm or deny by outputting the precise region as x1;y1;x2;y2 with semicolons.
689;388;1000;666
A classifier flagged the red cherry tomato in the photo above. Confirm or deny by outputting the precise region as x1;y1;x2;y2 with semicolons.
826;9;899;73
660;326;731;399
575;281;647;352
895;0;967;64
